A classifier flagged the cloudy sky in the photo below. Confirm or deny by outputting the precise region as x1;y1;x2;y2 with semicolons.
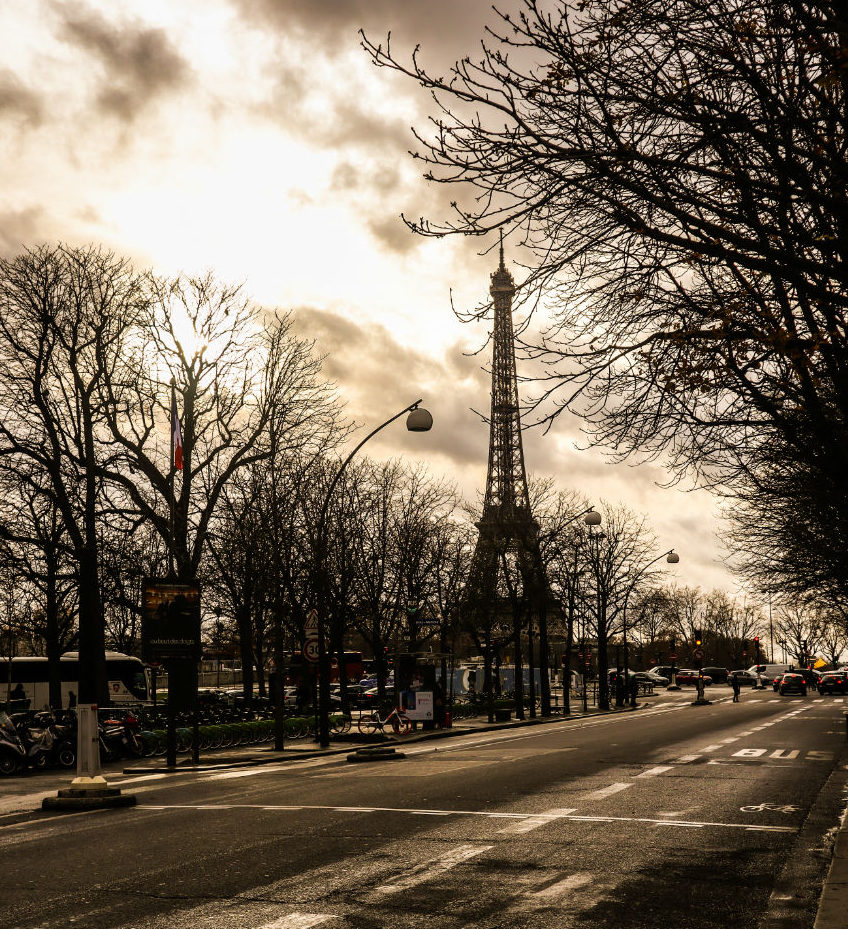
0;0;741;593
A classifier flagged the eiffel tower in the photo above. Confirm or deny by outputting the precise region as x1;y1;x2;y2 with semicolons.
465;239;553;716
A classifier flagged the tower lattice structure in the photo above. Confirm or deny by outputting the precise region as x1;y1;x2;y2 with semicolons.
466;242;553;714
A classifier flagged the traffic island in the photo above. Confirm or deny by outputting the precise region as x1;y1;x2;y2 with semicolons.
346;746;406;763
42;776;137;812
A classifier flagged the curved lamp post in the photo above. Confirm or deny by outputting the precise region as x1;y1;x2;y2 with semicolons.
315;400;432;748
621;549;680;707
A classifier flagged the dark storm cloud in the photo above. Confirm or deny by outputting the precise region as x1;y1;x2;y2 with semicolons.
232;0;496;61
290;305;489;470
0;207;47;256
58;6;190;120
0;70;44;126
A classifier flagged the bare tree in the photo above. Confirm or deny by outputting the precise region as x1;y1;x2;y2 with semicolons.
364;0;848;601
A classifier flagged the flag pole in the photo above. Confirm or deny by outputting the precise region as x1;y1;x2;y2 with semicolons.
169;377;176;580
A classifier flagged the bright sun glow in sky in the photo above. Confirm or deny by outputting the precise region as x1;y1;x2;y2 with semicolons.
0;0;741;594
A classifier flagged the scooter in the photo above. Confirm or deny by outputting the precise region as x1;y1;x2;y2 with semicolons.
0;711;27;775
16;713;59;769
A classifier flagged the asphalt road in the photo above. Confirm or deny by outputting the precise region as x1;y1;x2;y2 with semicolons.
1;688;847;929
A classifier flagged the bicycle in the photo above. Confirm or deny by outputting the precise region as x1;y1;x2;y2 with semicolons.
357;706;411;736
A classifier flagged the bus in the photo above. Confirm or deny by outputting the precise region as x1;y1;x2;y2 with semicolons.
0;651;150;710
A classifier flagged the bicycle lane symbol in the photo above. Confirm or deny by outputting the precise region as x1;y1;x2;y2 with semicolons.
739;803;801;814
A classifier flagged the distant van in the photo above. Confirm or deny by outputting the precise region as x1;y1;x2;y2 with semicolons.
747;663;792;680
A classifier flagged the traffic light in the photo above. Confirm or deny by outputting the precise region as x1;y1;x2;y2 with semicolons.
694;630;702;647
670;636;676;651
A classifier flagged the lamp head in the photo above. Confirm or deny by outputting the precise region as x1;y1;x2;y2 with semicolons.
584;509;602;527
666;551;680;564
406;406;433;432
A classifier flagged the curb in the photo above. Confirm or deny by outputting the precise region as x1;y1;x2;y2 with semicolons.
814;807;848;928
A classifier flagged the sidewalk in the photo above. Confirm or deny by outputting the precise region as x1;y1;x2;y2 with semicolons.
122;700;632;773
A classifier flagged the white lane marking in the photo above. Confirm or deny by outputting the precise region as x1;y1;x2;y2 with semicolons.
814;698;824;703
258;915;337;929
636;766;673;778
373;843;492;895
701;745;722;752
498;808;577;834
142;803;528;820
207;766;288;780
720;737;739;743
109;773;168;786
530;872;594;899
584;782;632;800
674;754;701;764
139;803;797;835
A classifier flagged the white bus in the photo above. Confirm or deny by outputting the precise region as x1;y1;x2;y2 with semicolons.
1;651;150;709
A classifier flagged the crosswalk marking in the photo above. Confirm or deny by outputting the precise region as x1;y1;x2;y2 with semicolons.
498;808;577;834
258;915;337;929
373;844;492;895
530;872;594;899
636;766;673;777
584;782;632;800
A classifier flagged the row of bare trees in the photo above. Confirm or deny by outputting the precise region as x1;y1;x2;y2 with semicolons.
0;244;337;705
1;244;844;715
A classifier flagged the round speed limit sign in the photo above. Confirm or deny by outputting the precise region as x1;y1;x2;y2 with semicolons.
302;636;320;663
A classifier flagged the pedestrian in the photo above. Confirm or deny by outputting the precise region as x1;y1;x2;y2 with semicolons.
731;674;740;702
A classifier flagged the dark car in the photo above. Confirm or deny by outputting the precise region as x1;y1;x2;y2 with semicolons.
702;666;729;685
728;669;757;687
818;670;848;695
777;672;807;696
772;668;819;691
675;669;713;686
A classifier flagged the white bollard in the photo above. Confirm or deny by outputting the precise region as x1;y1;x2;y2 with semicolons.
75;703;102;782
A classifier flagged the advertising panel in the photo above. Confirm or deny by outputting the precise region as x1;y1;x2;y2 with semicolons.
141;579;202;663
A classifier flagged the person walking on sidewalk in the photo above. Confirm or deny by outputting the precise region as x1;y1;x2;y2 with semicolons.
731;674;741;702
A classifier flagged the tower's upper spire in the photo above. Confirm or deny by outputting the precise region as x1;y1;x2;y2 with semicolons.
490;230;515;295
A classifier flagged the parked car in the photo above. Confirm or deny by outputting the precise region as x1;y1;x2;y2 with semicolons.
776;672;807;696
635;670;669;686
702;666;729;684
728;669;757;687
818;671;848;695
674;669;713;686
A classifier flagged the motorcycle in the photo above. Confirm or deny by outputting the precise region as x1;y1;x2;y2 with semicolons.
98;710;142;761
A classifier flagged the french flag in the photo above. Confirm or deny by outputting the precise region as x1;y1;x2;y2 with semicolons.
171;388;183;471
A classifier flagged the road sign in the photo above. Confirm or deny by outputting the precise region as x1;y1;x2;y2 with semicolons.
305;609;319;635
693;647;704;661
302;636;320;663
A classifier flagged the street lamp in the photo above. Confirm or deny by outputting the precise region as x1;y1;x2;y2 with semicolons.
315;400;432;748
540;506;601;716
621;549;680;707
